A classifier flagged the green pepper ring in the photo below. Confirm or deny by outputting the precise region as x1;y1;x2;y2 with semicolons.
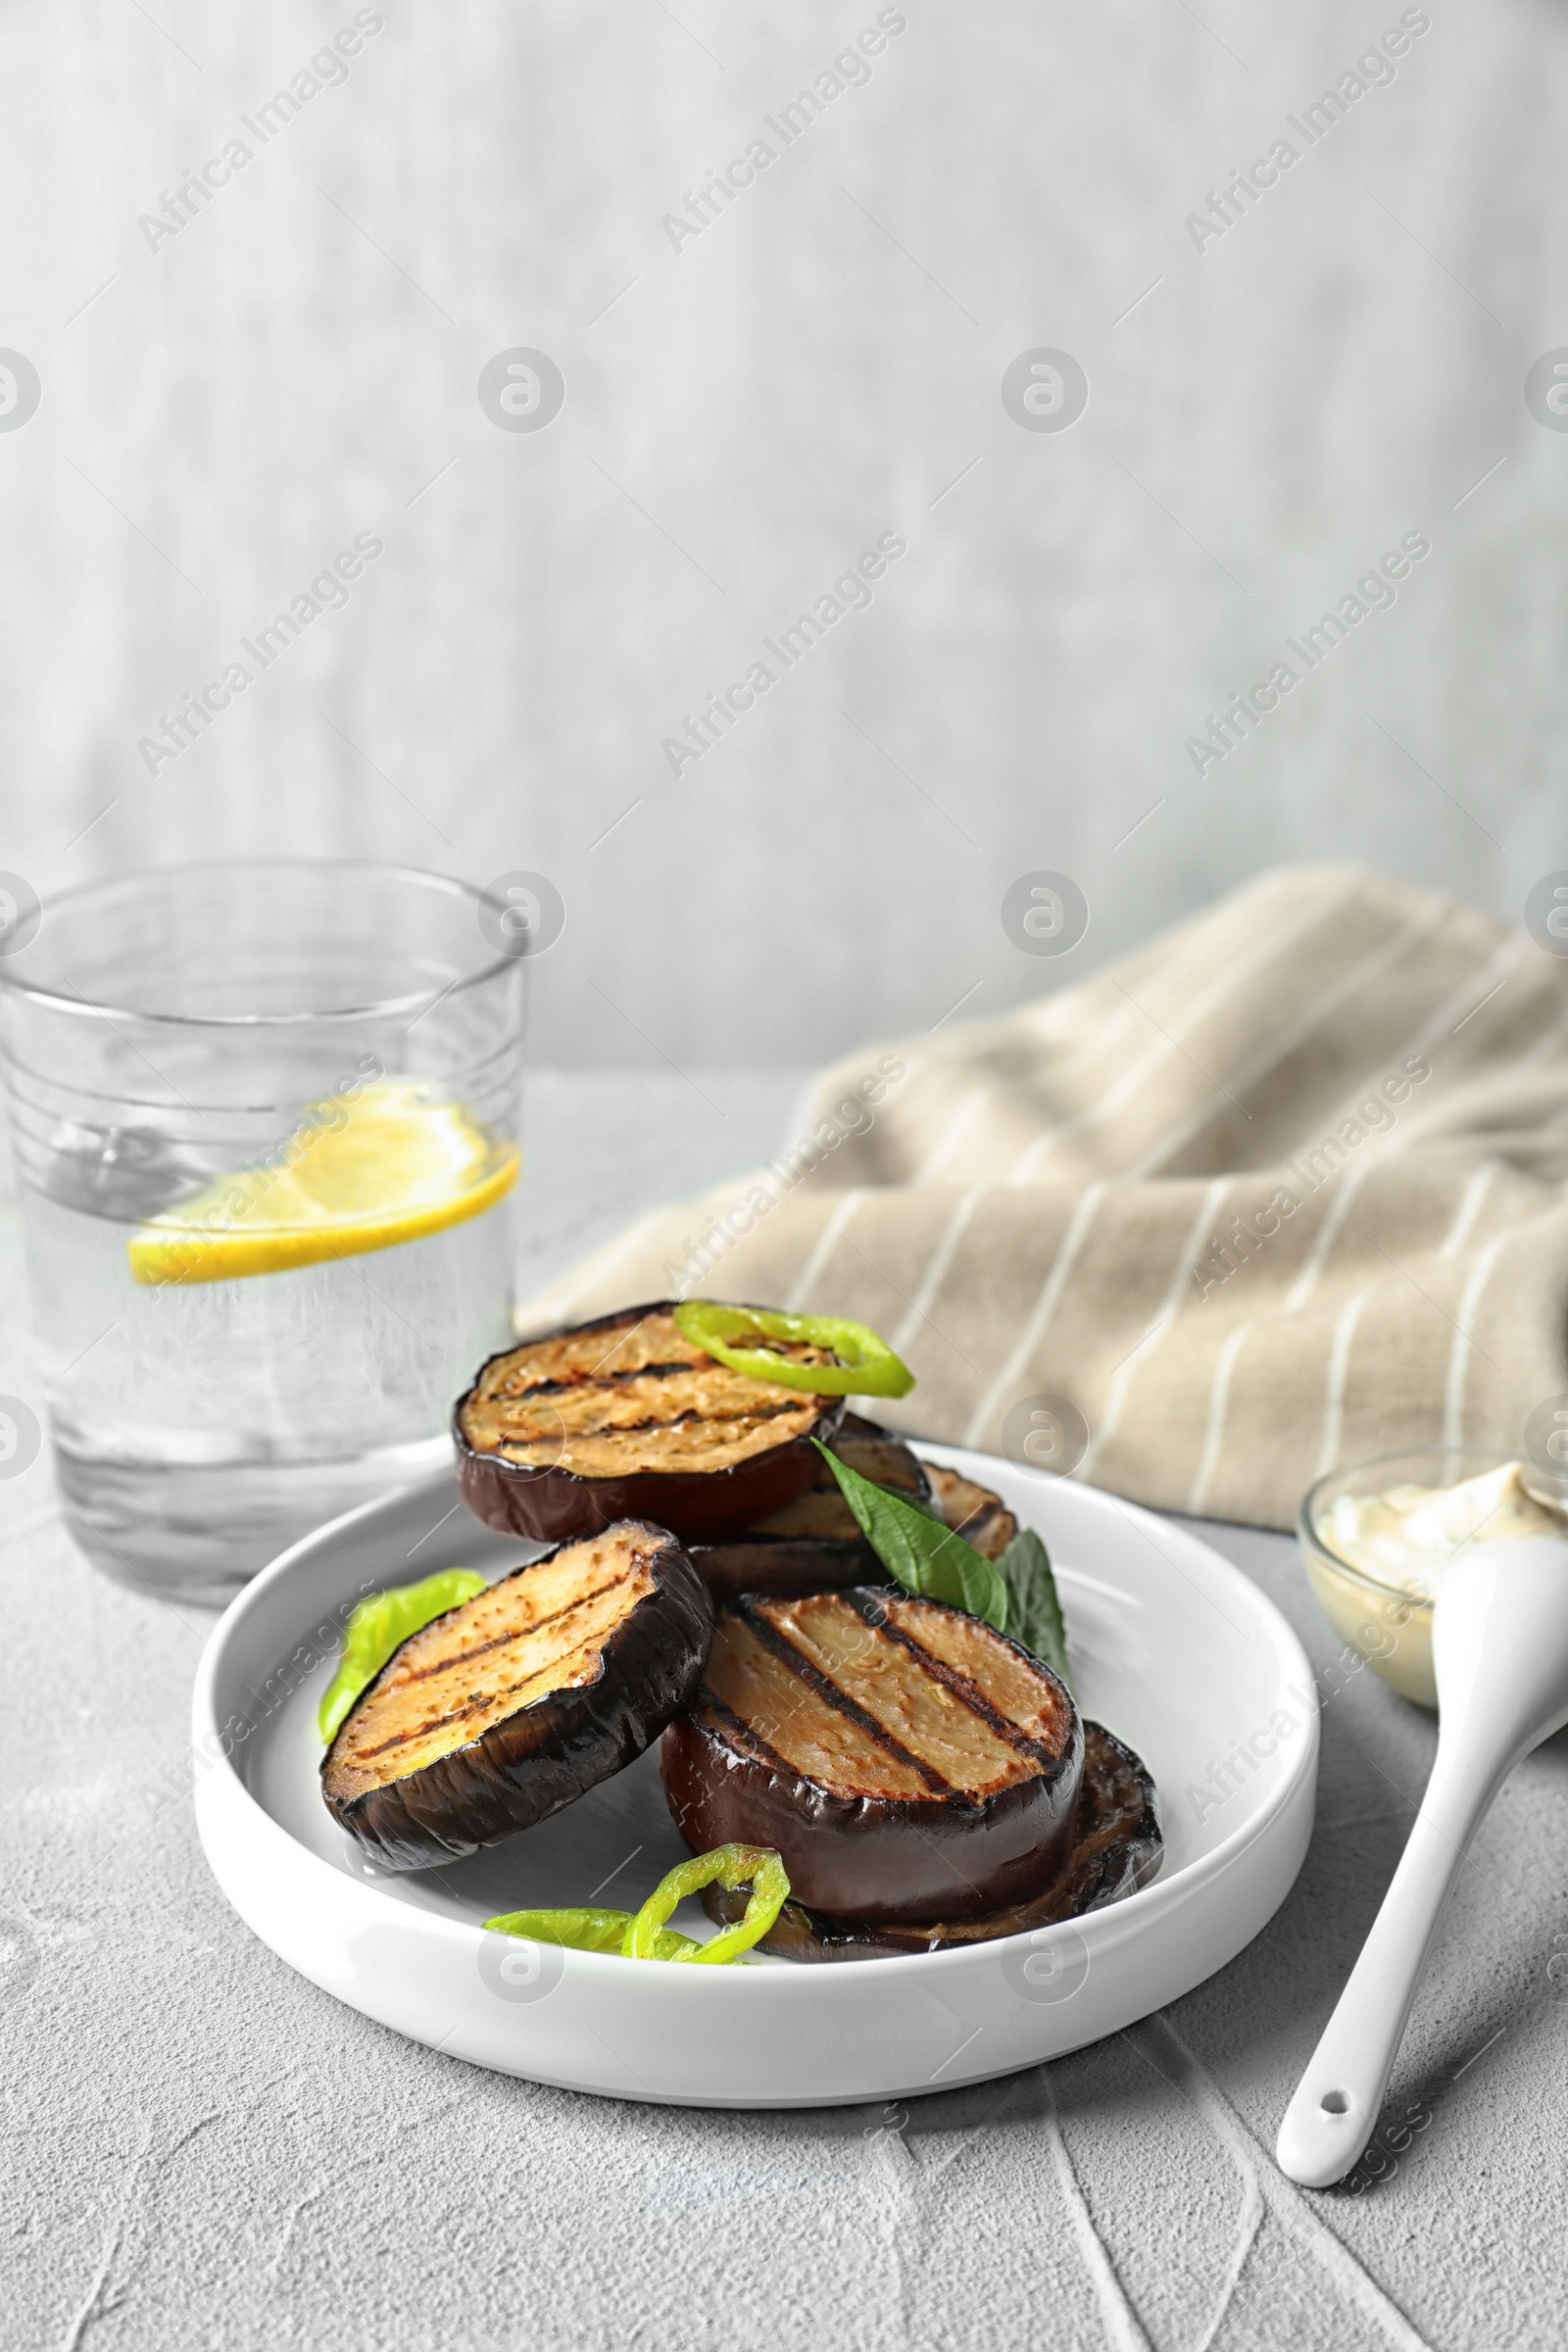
622;1843;791;1964
319;1567;489;1745
674;1301;914;1399
482;1906;699;1960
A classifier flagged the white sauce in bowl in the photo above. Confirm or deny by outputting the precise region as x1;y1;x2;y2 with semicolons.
1319;1459;1564;1599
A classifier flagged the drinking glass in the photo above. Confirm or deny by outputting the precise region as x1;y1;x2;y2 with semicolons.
0;861;525;1603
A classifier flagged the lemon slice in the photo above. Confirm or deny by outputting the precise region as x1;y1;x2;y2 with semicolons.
127;1080;520;1286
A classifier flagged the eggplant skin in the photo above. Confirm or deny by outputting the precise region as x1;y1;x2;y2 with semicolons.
686;1533;884;1605
662;1592;1083;1926
684;1415;925;1601
832;1415;931;1504
663;1711;1076;1925
702;1720;1162;1961
322;1522;712;1872
455;1301;846;1545
922;1461;1018;1563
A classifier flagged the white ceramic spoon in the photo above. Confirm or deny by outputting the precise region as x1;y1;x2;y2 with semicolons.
1277;1533;1568;2187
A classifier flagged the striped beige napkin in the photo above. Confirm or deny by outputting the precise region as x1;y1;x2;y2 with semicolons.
519;865;1568;1530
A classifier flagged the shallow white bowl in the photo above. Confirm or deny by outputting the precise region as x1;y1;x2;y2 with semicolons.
192;1447;1317;2108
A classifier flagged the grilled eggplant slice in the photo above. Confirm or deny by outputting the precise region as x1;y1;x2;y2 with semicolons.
662;1589;1082;1924
456;1301;846;1544
701;1720;1161;1959
833;1416;932;1502
922;1461;1018;1562
322;1520;711;1870
687;1413;930;1602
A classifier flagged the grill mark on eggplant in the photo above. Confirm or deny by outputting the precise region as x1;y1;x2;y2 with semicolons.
509;1350;833;1398
952;1499;1013;1560
661;1591;1085;1923
324;1518;713;1869
382;1568;639;1690
950;1495;1006;1549
695;1619;932;1799
689;1687;800;1782
493;1396;814;1455
348;1635;607;1763
734;1596;956;1797
456;1303;844;1544
845;1591;1061;1769
754;1595;1029;1802
345;1586;648;1761
489;1356;699;1402
921;1461;1017;1563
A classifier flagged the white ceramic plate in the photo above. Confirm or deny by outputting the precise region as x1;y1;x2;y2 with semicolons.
192;1448;1317;2109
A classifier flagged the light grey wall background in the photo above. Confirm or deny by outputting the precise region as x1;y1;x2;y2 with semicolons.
3;0;1564;1070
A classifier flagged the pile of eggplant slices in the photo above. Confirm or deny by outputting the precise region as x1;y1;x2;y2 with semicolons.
318;1300;1161;1965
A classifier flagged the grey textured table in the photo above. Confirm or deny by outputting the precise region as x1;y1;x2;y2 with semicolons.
3;1072;1565;2352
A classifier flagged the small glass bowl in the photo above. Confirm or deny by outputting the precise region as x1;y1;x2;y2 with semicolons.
1297;1447;1522;1712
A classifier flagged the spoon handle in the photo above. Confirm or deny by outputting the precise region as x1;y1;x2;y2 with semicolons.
1277;1538;1568;2187
1275;1758;1494;2187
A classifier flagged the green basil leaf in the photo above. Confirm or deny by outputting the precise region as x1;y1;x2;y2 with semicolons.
995;1528;1071;1690
811;1440;1009;1633
318;1567;489;1744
